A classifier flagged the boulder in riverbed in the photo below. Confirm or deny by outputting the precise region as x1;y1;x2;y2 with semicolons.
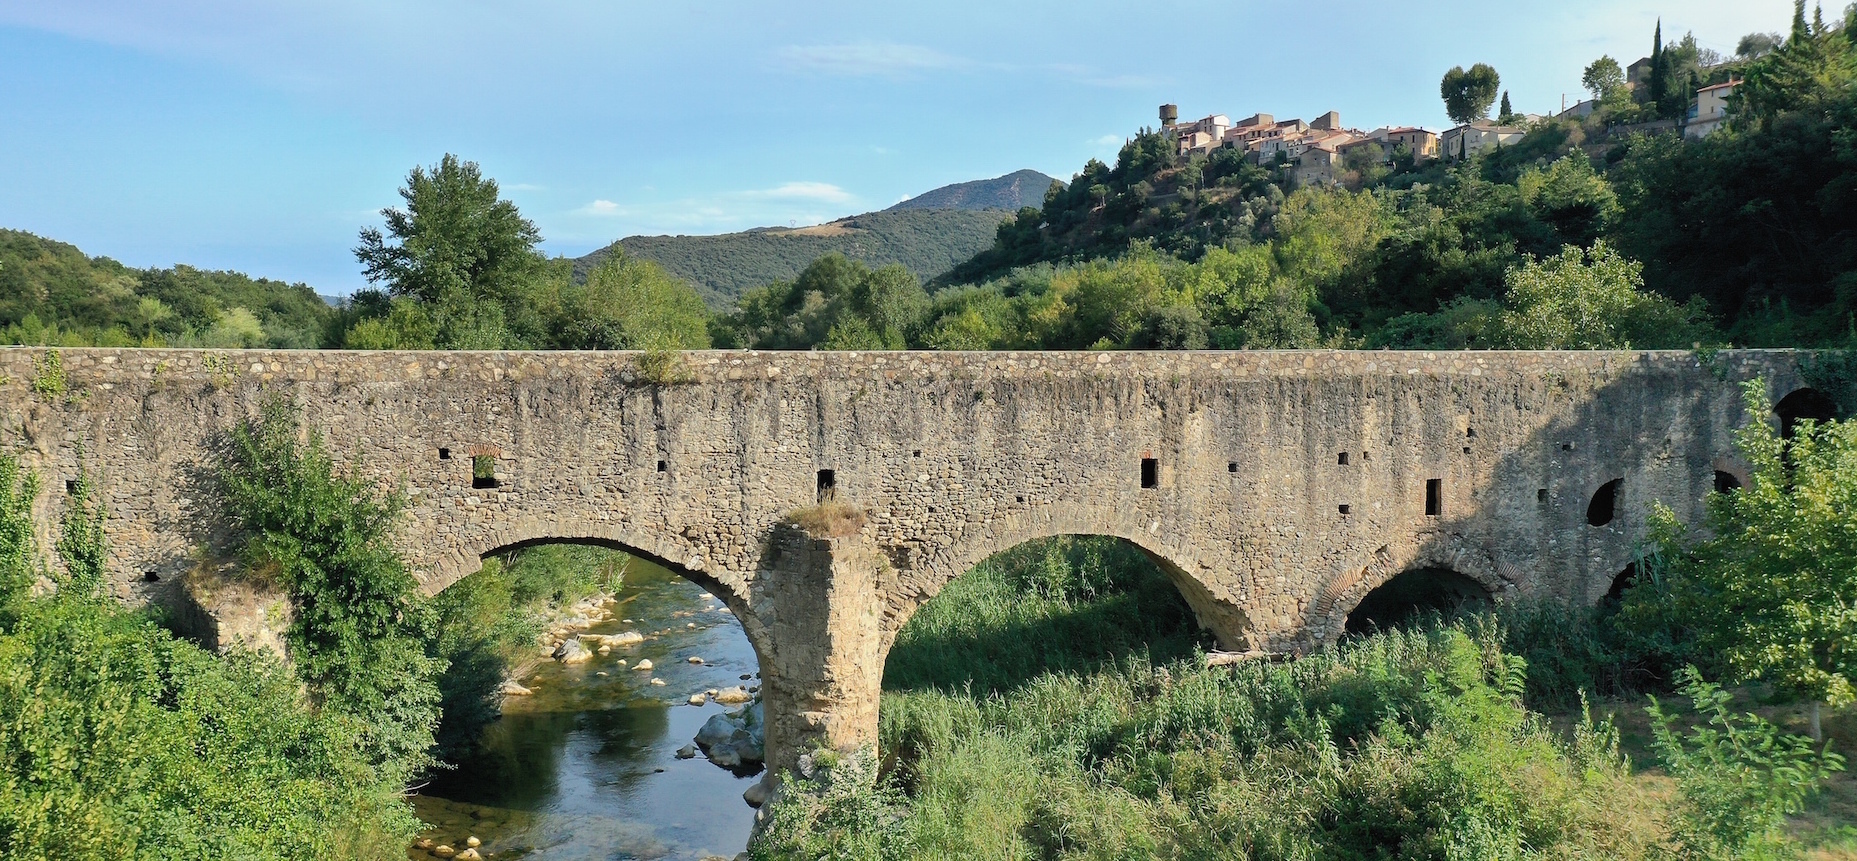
553;638;594;663
693;701;765;767
500;679;533;696
633;658;653;671
713;686;753;705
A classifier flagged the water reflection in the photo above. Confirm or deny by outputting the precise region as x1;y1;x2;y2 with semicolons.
410;560;760;860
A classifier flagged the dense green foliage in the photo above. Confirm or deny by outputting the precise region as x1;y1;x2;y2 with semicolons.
216;397;442;776
0;453;419;859
339;155;714;351
759;545;1649;859
0;229;333;348
1650;669;1846;860
578;209;1012;308
1629;381;1857;721
756;525;1849;859
1441;63;1502;126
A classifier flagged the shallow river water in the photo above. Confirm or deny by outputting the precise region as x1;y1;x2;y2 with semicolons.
409;560;761;860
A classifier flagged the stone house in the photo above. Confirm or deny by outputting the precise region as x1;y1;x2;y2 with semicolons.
1441;121;1526;161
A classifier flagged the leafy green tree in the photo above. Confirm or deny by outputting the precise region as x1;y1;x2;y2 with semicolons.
1518;154;1618;248
1497;90;1516;124
217;397;441;775
1497;241;1712;349
1735;0;1857;130
1649;669;1844;860
554;253;711;350
1581;55;1626;101
1738;31;1784;59
1440;63;1501;125
353;155;545;348
1640;381;1857;741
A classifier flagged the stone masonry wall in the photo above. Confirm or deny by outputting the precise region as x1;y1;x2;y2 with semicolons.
0;346;1812;766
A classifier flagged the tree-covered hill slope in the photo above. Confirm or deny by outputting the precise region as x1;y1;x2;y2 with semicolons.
885;169;1059;212
0;228;333;348
572;172;1059;308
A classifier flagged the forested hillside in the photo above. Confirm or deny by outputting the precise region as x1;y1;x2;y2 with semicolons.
884;169;1059;212
0;229;333;348
574;208;1009;307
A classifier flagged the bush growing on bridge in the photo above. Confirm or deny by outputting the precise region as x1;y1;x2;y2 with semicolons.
217;395;442;778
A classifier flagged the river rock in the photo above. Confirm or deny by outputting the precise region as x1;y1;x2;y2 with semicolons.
433;846;456;859
465;836;481;848
414;838;434;850
743;778;772;807
651;678;665;686
689;693;707;706
693;701;765;766
588;631;645;647
676;744;697;759
500;679;533;696
456;850;482;861
553;638;593;663
713;686;753;705
687;656;704;664
634;658;653;671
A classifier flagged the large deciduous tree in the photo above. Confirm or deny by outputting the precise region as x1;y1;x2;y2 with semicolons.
1581;55;1625;101
1639;380;1857;741
354;155;545;347
1440;64;1501;126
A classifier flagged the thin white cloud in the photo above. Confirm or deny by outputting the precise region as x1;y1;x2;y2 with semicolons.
576;199;625;216
776;41;984;77
743;181;855;204
1089;134;1123;147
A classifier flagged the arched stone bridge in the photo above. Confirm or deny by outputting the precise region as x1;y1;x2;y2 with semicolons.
0;347;1821;770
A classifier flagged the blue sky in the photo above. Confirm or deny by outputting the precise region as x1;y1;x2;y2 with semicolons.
0;0;1800;294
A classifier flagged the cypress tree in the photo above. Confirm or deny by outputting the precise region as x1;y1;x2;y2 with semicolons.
1648;19;1667;112
1499;91;1514;123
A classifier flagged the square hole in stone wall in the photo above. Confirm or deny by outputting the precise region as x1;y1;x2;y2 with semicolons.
1338;504;1351;515
1425;478;1442;516
438;447;452;460
472;455;499;489
1538;488;1549;503
1141;458;1159;489
1338;452;1350;465
657;460;668;473
1228;462;1238;473
817;469;837;503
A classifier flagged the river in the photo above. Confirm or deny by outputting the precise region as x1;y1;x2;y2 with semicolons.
409;559;762;860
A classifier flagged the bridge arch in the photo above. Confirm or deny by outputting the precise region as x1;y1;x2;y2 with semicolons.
901;518;1251;652
429;522;770;658
1306;537;1512;647
1774;387;1839;440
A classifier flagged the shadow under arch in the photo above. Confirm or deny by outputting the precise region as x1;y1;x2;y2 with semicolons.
1774;386;1839;440
880;533;1219;696
1343;565;1493;635
902;520;1252;653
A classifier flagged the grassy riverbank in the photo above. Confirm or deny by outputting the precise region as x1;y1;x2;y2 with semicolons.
754;535;1853;861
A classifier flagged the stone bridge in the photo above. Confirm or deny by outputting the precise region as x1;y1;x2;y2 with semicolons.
0;347;1829;771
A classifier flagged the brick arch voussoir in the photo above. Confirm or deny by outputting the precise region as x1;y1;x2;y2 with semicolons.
1303;533;1516;649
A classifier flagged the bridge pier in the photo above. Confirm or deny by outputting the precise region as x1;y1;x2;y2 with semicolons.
752;529;888;773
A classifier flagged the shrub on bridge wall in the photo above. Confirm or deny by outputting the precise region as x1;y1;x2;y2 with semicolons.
787;500;869;539
216;395;442;779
